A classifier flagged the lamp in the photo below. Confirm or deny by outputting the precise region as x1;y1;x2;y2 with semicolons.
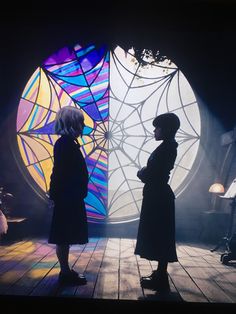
208;180;236;262
208;182;224;213
209;183;225;194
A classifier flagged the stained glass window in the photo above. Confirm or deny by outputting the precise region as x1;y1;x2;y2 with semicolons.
16;43;201;224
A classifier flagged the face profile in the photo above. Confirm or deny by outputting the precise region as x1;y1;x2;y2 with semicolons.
153;126;163;141
152;113;180;140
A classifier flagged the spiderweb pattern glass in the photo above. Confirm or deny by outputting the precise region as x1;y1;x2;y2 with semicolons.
16;43;201;224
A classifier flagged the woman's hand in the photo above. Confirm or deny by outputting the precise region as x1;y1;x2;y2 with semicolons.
137;166;147;179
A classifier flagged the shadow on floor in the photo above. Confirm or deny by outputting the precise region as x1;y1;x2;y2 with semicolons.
139;291;184;302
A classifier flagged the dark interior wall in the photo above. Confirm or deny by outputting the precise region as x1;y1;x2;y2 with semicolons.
0;1;236;241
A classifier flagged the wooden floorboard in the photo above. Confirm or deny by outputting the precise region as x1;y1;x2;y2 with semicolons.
0;237;236;307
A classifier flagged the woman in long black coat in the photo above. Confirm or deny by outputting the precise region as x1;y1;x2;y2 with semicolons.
134;112;180;293
48;106;88;285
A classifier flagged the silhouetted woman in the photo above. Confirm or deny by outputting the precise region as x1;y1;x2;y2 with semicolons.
134;112;180;293
48;106;88;285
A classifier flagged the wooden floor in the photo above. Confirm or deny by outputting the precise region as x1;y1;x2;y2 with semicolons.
0;237;236;310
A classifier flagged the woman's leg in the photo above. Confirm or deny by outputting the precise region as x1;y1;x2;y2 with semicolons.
56;244;70;274
56;244;87;285
157;260;168;273
141;261;168;280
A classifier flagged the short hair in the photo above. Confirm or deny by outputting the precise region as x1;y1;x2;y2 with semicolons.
153;113;180;139
55;106;84;135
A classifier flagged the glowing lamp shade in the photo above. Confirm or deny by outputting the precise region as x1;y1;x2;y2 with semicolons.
209;183;225;194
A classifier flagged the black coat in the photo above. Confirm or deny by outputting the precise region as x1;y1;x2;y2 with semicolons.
48;135;89;245
134;139;178;262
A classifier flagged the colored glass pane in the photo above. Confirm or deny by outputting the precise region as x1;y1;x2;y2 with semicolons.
16;43;201;224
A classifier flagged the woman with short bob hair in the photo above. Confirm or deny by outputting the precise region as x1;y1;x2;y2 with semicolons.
54;106;85;136
135;112;180;293
48;106;88;286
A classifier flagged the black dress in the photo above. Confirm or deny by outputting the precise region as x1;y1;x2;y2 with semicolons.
48;135;89;245
134;139;178;262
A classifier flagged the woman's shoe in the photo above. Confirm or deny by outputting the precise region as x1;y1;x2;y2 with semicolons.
140;270;158;281
141;271;170;293
58;270;87;286
70;269;86;280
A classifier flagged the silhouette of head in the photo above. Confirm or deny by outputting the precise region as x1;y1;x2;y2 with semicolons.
55;106;85;137
153;113;180;139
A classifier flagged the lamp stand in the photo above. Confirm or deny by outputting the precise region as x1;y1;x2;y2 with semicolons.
210;196;236;253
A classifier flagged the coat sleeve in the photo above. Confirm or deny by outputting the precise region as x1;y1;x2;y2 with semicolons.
49;139;88;201
138;145;177;184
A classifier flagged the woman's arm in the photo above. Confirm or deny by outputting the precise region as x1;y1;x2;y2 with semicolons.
137;146;176;184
